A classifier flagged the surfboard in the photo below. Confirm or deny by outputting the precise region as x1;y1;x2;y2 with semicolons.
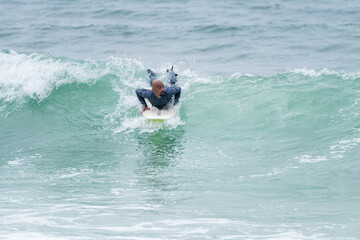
142;99;177;120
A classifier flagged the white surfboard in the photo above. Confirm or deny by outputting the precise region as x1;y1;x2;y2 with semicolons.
142;99;177;120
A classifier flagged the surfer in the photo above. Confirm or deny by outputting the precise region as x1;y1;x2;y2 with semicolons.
136;68;181;113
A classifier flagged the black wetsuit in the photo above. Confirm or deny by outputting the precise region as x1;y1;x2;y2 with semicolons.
135;70;181;109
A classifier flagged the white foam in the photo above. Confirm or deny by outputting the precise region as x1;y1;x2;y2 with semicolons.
220;230;324;240
250;168;282;177
219;149;229;158
263;230;323;240
57;172;88;179
7;157;24;166
110;98;184;134
329;136;360;159
113;115;185;134
230;72;255;78
113;116;146;133
289;68;337;77
2;212;58;227
296;155;328;163
160;218;234;226
288;67;360;80
1;232;70;240
57;168;93;179
0;50;104;103
295;135;360;163
7;153;41;166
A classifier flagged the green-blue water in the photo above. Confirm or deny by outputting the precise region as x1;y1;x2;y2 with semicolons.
1;1;360;239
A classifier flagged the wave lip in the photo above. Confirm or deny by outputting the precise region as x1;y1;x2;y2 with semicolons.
0;49;104;102
287;67;360;79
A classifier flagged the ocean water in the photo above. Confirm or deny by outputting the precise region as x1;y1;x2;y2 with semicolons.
1;1;360;240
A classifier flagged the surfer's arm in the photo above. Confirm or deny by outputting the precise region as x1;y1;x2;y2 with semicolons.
167;86;181;105
174;90;181;105
135;89;149;108
141;107;150;113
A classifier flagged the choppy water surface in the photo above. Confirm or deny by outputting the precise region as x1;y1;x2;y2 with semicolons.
1;0;360;239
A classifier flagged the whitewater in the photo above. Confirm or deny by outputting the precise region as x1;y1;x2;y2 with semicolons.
1;0;360;239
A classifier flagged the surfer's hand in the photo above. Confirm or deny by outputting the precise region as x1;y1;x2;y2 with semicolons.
142;107;150;113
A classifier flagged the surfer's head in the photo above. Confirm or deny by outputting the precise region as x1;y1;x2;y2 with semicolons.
152;80;165;98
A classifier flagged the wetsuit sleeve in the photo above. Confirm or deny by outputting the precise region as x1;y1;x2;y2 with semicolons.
166;86;181;105
135;89;149;108
174;89;181;105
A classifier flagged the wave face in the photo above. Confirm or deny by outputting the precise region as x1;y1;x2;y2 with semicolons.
1;50;360;239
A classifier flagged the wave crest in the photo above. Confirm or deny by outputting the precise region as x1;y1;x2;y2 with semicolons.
0;49;103;103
